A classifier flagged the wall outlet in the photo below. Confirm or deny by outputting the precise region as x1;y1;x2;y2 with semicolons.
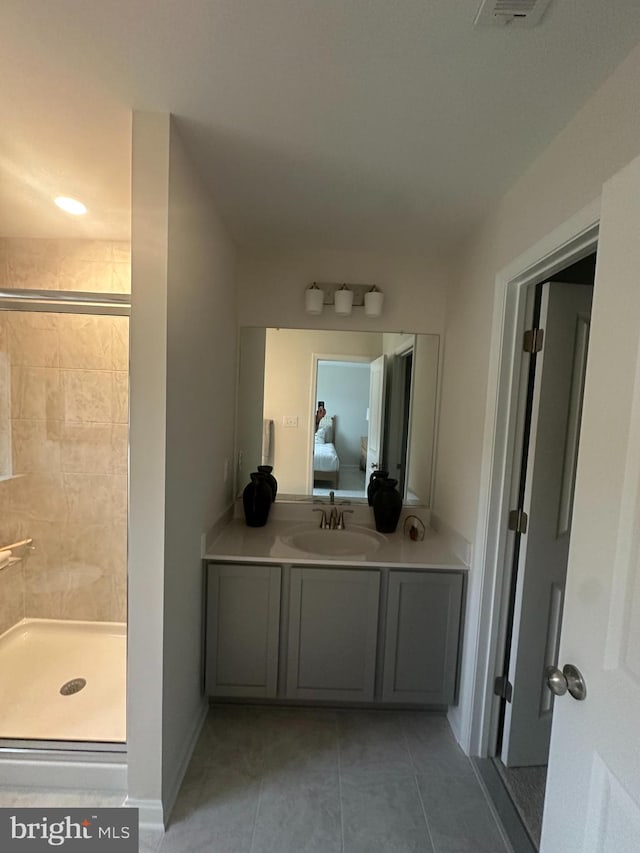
283;416;298;427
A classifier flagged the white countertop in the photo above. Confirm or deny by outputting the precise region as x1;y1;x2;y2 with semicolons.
205;517;467;570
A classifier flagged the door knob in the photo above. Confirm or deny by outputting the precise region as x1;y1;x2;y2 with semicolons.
545;666;568;696
563;664;587;701
545;664;587;701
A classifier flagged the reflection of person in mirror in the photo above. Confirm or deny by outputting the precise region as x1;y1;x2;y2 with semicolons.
315;401;326;431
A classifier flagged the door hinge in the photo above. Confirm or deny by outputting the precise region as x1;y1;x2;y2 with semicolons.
508;509;528;534
494;675;513;702
523;327;544;353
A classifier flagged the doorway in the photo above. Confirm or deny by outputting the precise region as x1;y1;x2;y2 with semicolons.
491;255;596;849
312;356;372;499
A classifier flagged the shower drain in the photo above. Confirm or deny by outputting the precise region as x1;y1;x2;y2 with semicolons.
60;678;87;696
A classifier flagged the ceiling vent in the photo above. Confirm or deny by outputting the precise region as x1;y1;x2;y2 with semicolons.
474;0;553;28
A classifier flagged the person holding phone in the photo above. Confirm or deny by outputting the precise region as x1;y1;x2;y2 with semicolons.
315;401;326;430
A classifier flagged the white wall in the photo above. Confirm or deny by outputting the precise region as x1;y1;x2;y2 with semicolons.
128;112;169;821
163;119;237;808
128;112;237;825
238;249;447;335
434;42;640;749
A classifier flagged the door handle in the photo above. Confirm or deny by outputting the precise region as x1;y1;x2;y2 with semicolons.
545;664;587;701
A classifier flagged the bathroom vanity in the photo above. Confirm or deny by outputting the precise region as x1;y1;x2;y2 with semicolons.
204;509;467;709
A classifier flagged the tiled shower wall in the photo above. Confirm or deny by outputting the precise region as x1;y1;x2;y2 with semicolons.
0;239;130;634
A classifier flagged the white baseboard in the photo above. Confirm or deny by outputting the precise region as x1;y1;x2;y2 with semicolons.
0;753;127;792
124;797;164;832
162;700;209;824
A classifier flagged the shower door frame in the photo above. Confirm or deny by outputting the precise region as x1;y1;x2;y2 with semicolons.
0;287;130;757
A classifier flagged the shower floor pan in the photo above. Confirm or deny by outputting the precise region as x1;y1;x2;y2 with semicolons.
0;619;126;743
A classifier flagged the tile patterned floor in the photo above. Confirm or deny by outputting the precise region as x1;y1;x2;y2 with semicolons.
158;706;510;853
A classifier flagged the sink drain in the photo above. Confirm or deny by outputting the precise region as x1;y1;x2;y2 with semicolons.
60;678;86;696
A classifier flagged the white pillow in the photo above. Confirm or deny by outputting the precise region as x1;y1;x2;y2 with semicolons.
315;428;326;444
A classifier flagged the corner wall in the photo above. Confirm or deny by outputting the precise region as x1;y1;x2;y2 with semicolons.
163;117;237;806
128;112;237;825
434;41;640;750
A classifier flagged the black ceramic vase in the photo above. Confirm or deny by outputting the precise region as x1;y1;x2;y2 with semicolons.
257;465;278;501
373;478;402;533
243;472;273;527
367;469;389;506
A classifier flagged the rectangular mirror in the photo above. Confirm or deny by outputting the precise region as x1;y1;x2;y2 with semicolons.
236;328;439;506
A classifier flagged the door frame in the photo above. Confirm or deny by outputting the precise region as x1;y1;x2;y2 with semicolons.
467;199;600;760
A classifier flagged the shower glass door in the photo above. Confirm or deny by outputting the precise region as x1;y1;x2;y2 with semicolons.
0;291;129;747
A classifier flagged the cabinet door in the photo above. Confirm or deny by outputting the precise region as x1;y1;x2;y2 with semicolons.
286;567;380;702
206;563;281;698
382;571;463;705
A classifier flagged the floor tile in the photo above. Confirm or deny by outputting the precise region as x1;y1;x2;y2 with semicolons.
161;767;260;853
251;771;341;853
341;774;434;853
338;710;415;781
417;767;508;853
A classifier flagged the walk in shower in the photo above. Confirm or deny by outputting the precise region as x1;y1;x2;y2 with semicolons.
0;238;130;748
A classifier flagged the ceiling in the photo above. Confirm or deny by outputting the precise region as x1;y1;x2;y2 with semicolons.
1;0;640;252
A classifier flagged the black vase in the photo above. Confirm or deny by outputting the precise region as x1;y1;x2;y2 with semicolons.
242;472;273;527
257;465;278;501
373;478;402;533
367;469;389;506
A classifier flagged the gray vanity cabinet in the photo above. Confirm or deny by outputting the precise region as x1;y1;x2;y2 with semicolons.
286;567;380;702
382;571;463;704
206;563;281;698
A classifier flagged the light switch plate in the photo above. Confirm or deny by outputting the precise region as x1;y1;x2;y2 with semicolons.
283;416;298;427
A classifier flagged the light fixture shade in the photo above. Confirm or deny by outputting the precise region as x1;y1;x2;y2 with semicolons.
364;287;384;317
305;284;324;315
334;285;353;316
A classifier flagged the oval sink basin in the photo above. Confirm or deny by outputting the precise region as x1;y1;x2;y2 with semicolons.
283;525;386;557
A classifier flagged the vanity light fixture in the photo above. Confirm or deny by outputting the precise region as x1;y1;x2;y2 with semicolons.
304;282;384;317
305;283;324;315
334;284;354;316
364;286;384;318
54;196;88;216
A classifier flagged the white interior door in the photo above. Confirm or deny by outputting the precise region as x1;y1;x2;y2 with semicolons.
540;155;640;851
366;355;386;475
503;280;593;767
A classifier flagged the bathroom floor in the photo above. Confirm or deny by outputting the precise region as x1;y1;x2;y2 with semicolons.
0;618;126;742
159;705;509;853
314;465;367;499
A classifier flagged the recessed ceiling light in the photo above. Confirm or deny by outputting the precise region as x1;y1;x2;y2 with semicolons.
54;196;87;215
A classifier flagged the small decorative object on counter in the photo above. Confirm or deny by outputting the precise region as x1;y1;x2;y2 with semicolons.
403;515;426;541
372;478;402;533
257;465;278;501
242;472;273;527
367;469;389;506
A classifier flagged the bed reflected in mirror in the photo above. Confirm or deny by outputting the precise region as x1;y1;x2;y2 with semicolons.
236;328;439;506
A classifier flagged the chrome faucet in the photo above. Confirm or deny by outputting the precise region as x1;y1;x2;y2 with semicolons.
328;507;338;529
336;509;354;530
329;490;335;504
312;508;330;529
